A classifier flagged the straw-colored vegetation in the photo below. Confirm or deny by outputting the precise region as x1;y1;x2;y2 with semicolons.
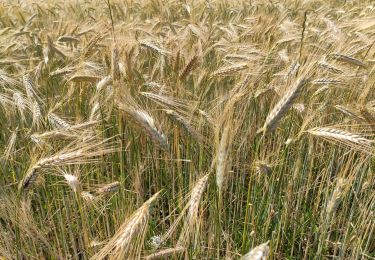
0;0;374;259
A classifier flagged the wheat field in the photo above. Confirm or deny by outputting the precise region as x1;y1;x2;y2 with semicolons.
0;0;374;259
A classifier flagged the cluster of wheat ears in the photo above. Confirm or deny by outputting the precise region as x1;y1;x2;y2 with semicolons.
0;0;374;259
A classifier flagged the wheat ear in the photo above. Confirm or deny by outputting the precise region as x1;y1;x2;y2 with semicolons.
91;191;161;260
177;174;209;247
19;137;116;192
241;241;270;260
258;78;309;134
116;100;168;150
307;127;372;146
179;55;198;80
144;247;185;260
307;127;373;153
96;181;120;195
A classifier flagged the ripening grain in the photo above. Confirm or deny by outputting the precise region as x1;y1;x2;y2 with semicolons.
0;0;374;259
